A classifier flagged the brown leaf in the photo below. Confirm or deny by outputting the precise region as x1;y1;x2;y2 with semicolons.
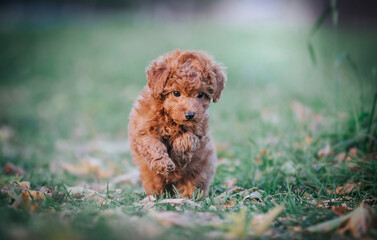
348;148;358;157
332;206;347;216
362;198;377;205
336;182;361;195
221;200;237;209
2;163;24;176
317;145;331;158
335;152;346;162
337;203;373;238
306;203;375;238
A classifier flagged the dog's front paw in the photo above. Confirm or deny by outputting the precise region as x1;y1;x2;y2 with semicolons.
150;157;175;176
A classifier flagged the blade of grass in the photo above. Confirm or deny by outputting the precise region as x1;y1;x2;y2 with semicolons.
62;185;77;207
307;42;317;66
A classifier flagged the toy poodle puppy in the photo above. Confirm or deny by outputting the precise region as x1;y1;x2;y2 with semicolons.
128;49;226;198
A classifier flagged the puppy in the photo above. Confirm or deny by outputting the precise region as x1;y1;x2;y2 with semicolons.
128;49;226;198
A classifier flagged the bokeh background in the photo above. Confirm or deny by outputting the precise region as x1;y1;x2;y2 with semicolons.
0;0;377;239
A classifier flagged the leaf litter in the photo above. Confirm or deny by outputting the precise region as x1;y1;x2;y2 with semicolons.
305;203;376;238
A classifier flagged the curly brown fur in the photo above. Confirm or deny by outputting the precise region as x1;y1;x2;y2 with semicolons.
128;49;226;198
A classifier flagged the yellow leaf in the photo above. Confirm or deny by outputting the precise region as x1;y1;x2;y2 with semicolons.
17;181;30;189
251;205;284;236
305;136;312;145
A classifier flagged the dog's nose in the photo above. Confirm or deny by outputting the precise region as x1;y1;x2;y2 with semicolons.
185;112;195;120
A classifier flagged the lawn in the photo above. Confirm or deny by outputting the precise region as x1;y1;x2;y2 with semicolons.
0;11;376;239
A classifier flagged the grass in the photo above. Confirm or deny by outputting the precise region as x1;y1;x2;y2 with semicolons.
0;11;376;239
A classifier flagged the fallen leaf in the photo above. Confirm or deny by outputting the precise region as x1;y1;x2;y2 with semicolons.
251;205;284;236
60;156;115;179
335;152;346;162
306;203;375;238
15;181;30;189
0;126;13;141
243;190;263;202
213;186;244;205
305;136;312;145
159;198;201;208
290;100;312;123
224;177;238;188
348;148;358;157
334;182;361;195
2;163;24;176
332;206;347;216
137;197;201;210
138;195;156;209
222;200;237;209
337;203;373;238
318;145;331;158
109;169;140;186
362;198;377;205
148;210;223;228
223;209;249;239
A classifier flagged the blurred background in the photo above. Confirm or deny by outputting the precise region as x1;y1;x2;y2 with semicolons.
0;0;376;172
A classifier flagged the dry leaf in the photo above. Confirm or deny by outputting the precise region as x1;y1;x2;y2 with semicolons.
3;163;24;176
222;200;237;209
290;100;312;123
60;156;115;179
224;209;249;239
243;190;263;202
224;177;238;188
348;148;358;157
159;198;201;208
148;210;206;228
334;182;361;195
109;169;140;186
14;181;30;189
362;198;377;205
338;203;373;238
318;145;331;158
213;186;244;205
138;196;157;209
251;205;284;236
305;136;312;145
306;203;375;238
0;126;14;141
335;152;346;162
332;206;347;216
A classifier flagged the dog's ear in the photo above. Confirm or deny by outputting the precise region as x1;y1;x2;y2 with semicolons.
146;61;170;99
211;63;227;103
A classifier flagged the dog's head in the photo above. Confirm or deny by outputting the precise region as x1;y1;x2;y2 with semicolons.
146;49;226;125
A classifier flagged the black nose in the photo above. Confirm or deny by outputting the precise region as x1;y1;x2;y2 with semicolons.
185;112;195;120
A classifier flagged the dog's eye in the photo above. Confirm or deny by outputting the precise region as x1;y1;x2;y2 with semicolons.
197;92;204;99
173;91;181;97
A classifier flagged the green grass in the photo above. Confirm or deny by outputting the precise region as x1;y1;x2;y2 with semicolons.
0;12;376;239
